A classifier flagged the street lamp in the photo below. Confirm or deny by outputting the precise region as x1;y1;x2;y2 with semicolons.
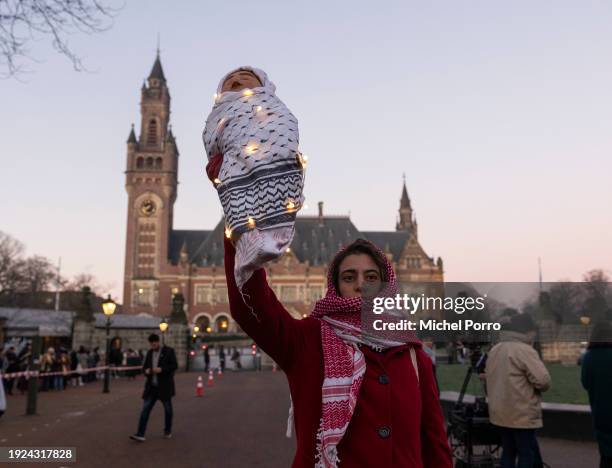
186;324;200;372
159;318;169;345
101;295;116;394
580;315;591;342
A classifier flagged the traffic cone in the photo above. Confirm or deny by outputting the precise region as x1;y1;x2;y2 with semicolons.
196;376;204;397
217;367;222;377
207;370;214;387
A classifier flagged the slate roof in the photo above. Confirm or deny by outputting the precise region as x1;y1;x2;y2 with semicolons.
148;54;166;81
0;308;74;337
168;217;413;267
93;313;161;329
362;230;411;260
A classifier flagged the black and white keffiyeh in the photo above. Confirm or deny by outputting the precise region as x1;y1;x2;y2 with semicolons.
203;67;305;289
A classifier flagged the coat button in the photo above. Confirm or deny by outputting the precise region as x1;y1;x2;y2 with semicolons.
378;374;389;385
378;426;391;439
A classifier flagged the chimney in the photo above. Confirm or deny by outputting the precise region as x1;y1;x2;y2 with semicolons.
318;201;324;226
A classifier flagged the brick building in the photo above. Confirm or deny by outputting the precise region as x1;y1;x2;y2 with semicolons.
122;54;444;333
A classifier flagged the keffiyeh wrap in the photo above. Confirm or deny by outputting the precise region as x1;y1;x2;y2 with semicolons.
203;66;305;290
309;240;421;468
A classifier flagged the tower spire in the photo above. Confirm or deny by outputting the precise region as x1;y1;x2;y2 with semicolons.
396;175;414;232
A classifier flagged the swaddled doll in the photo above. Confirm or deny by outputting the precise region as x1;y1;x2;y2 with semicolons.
203;67;305;290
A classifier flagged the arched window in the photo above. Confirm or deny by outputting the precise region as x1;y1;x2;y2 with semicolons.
136;157;144;168
195;316;211;333
147;119;158;146
155;157;163;169
146;157;153;168
215;315;230;333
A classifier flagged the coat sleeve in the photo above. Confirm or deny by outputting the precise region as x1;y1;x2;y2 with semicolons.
520;346;551;392
417;349;453;468
224;236;302;371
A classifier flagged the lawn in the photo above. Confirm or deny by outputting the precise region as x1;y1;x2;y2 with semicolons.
436;363;589;405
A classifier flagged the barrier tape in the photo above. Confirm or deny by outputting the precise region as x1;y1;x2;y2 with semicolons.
0;365;144;380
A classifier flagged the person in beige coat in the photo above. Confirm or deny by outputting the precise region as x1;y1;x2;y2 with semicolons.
486;313;550;468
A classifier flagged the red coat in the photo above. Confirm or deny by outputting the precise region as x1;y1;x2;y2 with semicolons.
225;238;452;467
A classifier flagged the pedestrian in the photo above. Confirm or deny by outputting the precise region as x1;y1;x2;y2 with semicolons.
485;313;550;468
77;346;88;385
69;348;79;387
16;343;31;395
231;347;242;371
3;347;18;395
219;345;226;372
59;351;70;390
129;333;177;442
40;347;54;391
49;348;63;391
581;320;612;468
203;346;210;373
222;236;452;467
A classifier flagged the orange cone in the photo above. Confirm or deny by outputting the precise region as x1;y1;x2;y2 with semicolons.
217;367;223;377
207;370;214;387
196;376;204;397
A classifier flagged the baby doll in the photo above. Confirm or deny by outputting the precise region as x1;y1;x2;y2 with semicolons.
203;67;305;290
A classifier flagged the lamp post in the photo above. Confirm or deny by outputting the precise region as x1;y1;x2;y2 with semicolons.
159;318;169;345
186;325;200;372
101;295;116;394
580;315;591;342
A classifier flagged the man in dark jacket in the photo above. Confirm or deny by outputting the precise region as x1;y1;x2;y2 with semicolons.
581;320;612;468
130;334;177;442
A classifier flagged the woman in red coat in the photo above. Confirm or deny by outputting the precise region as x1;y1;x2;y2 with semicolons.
224;236;452;468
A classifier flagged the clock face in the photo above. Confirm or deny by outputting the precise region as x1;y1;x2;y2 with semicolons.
140;199;157;216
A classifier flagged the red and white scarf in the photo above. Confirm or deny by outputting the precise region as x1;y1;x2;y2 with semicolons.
308;240;421;467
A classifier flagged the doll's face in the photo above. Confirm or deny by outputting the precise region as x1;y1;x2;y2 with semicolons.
221;70;262;92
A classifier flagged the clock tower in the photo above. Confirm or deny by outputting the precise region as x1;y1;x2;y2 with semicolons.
123;52;179;313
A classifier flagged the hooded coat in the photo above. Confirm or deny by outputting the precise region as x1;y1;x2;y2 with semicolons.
224;236;452;467
485;330;551;429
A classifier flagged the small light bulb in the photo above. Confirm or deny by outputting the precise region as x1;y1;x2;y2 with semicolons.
286;247;291;253
214;178;221;185
213;93;218;101
243;89;254;97
245;144;258;155
224;227;232;239
247;217;256;228
287;201;296;211
256;105;262;112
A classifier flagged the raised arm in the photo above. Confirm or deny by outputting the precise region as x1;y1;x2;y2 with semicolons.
224;236;301;371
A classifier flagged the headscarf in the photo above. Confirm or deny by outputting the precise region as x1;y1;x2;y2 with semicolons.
309;240;420;467
203;66;305;290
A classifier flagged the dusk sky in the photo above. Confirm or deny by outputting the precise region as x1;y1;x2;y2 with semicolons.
1;0;611;302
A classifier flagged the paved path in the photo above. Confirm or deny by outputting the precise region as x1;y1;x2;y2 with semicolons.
0;372;600;467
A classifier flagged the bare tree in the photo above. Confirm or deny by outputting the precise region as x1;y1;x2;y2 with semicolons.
0;230;25;293
66;272;99;293
548;281;582;324
0;0;120;77
18;254;56;293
